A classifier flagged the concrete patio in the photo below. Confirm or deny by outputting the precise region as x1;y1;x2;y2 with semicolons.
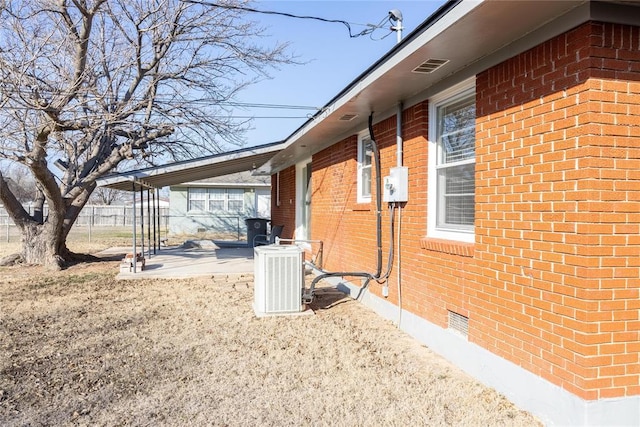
103;240;255;279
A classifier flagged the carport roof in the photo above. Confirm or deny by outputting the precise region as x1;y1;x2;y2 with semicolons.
97;141;285;191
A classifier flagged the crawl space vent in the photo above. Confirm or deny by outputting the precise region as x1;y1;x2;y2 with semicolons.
339;114;358;121
412;58;449;74
448;310;469;338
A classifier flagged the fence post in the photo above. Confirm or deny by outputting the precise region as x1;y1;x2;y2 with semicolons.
88;206;93;242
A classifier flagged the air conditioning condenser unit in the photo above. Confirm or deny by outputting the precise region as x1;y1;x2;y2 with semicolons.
254;245;304;316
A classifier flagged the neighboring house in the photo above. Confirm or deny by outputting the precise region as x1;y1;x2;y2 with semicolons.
257;1;640;425
169;171;270;236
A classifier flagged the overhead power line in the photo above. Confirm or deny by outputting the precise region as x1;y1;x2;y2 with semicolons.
0;87;321;111
181;0;391;39
217;101;318;110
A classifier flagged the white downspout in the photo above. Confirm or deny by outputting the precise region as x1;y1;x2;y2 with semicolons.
276;172;281;207
396;104;403;168
396;103;403;327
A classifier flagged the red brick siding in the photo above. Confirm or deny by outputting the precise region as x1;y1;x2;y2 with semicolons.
311;118;396;273
476;21;639;400
273;21;640;401
270;166;296;240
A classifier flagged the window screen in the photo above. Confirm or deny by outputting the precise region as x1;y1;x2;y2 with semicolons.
358;133;373;202
188;188;206;211
436;94;475;230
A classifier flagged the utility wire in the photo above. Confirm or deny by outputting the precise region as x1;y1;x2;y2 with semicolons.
0;86;320;110
214;101;318;110
181;0;389;38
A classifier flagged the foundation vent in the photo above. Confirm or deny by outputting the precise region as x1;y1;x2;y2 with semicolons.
448;310;469;338
339;114;357;121
412;58;449;74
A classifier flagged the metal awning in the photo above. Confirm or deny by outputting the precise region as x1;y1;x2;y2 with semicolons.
96;141;285;273
97;141;285;191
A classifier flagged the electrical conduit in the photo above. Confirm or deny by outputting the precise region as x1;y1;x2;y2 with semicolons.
303;112;393;303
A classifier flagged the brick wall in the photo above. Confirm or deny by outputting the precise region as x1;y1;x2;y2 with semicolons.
273;21;640;401
270;166;296;240
476;21;640;400
311;118;401;273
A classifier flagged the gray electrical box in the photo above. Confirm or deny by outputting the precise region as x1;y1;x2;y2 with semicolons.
383;166;408;202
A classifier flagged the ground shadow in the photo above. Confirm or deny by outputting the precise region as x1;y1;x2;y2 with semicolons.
141;264;163;271
215;247;254;260
67;252;124;266
307;286;350;311
213;240;249;249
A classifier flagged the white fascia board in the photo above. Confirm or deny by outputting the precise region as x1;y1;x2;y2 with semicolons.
98;174;156;189
97;142;285;187
177;182;270;188
138;143;286;177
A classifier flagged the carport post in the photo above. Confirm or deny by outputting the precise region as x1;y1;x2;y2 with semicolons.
140;187;145;263
152;190;157;255
132;181;137;273
156;191;161;252
147;188;151;258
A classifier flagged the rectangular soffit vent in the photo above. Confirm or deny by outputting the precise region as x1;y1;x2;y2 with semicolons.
339;114;358;121
412;58;449;74
448;310;469;338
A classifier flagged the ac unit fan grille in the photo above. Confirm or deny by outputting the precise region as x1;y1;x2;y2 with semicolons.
254;245;303;315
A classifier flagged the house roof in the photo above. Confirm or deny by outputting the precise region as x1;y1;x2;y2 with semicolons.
172;170;270;187
256;0;639;175
97;0;637;188
97;141;284;191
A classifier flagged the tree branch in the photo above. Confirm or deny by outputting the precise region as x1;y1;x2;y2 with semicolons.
0;171;32;230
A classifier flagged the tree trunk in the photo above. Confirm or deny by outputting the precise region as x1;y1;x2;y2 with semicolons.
33;186;46;224
21;222;66;270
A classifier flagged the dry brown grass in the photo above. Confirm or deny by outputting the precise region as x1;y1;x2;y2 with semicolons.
0;256;541;426
0;228;239;259
0;234;133;259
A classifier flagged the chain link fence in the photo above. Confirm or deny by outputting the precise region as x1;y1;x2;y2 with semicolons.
1;204;170;243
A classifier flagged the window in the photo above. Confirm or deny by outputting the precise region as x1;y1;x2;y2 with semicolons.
188;188;206;211
188;188;245;212
227;189;244;211
357;130;373;203
208;188;225;211
428;79;476;242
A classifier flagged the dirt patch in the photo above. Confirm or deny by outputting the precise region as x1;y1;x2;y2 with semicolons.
0;259;541;426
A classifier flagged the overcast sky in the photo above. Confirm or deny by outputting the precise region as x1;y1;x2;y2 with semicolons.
235;0;446;146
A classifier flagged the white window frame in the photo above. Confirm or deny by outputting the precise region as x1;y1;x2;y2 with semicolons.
187;188;207;211
357;130;373;204
188;188;245;213
208;188;225;211
428;78;476;243
226;189;244;212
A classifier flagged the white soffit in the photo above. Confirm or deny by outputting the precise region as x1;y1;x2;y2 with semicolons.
258;0;594;175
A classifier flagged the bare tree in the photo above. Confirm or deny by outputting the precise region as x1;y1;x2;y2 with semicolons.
0;0;291;268
0;164;38;203
89;187;126;205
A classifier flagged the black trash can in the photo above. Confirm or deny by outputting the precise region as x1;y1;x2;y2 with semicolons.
245;218;269;247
